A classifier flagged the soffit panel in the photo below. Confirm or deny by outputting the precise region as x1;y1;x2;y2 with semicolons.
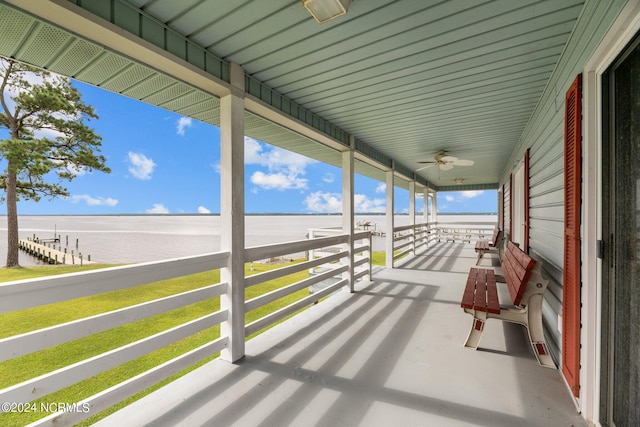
126;0;583;188
2;0;587;189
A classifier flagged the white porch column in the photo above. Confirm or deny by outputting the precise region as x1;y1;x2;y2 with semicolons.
423;187;429;247
385;170;395;268
409;180;416;255
423;187;428;224
220;63;245;363
431;192;438;241
432;191;438;224
342;136;355;292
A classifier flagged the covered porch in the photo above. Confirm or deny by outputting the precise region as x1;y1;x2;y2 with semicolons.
95;243;583;427
2;0;639;425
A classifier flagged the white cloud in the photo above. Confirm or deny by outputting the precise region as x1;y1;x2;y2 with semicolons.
66;164;87;176
304;191;342;213
145;203;169;214
51;159;87;176
127;152;156;180
250;171;308;191
70;194;118;207
442;190;485;205
176;117;192;135
354;194;385;213
266;149;313;174
322;173;335;183
244;137;265;164
375;183;386;193
304;192;386;213
244;137;316;191
460;190;484;198
244;137;315;171
197;206;211;214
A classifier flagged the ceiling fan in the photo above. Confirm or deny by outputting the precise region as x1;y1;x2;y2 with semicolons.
416;150;474;171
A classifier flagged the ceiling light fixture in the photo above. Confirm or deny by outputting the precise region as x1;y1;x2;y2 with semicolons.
455;179;464;185
302;0;352;24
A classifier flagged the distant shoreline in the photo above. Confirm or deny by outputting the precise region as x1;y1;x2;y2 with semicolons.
2;212;498;217
1;214;497;266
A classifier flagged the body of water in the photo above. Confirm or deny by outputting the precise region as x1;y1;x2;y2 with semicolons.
0;214;497;267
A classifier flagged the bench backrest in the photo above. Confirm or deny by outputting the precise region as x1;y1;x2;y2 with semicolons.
502;241;536;306
490;228;500;245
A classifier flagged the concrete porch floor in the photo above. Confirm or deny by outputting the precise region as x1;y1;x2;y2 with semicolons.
97;242;586;427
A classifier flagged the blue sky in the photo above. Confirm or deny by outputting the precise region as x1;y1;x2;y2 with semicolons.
0;79;497;215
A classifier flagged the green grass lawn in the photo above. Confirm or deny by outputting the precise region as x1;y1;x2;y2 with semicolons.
0;260;312;426
0;252;385;426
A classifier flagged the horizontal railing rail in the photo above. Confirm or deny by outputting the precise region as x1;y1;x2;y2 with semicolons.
3;309;229;404
245;266;348;336
392;222;424;261
245;231;372;337
245;234;346;262
1;219;495;425
0;281;228;362
0;251;230;313
0;251;232;426
0;232;373;426
433;221;497;243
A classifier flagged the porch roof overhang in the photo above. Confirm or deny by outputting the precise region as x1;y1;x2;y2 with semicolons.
0;0;586;191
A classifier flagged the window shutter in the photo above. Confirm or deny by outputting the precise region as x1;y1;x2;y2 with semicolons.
563;74;582;398
524;149;530;252
509;173;513;239
501;184;505;231
498;186;504;231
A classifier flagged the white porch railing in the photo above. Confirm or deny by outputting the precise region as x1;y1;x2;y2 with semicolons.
244;231;372;337
432;221;496;243
0;253;230;426
396;221;497;251
0;221;494;425
305;229;372;280
307;220;494;268
0;233;372;426
391;222;430;260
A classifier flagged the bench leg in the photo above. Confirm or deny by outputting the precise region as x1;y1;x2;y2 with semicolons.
464;311;487;349
475;251;485;265
526;295;557;368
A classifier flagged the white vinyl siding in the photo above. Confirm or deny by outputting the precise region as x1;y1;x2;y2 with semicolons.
498;0;628;362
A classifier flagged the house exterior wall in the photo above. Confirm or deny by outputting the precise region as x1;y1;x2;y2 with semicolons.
499;0;628;364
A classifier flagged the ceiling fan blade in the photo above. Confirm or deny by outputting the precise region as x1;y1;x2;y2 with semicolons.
440;156;458;162
452;159;474;166
415;164;435;172
439;163;454;171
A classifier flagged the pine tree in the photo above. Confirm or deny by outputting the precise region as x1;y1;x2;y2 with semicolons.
0;58;110;267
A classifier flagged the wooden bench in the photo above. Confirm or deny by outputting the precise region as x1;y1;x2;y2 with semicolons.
474;228;503;265
461;241;555;368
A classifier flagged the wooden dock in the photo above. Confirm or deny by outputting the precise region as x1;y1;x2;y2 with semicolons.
19;238;95;265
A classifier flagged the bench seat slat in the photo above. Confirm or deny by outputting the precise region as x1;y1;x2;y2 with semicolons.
474;269;488;312
486;269;499;314
461;268;478;310
460;268;500;314
475;241;490;251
